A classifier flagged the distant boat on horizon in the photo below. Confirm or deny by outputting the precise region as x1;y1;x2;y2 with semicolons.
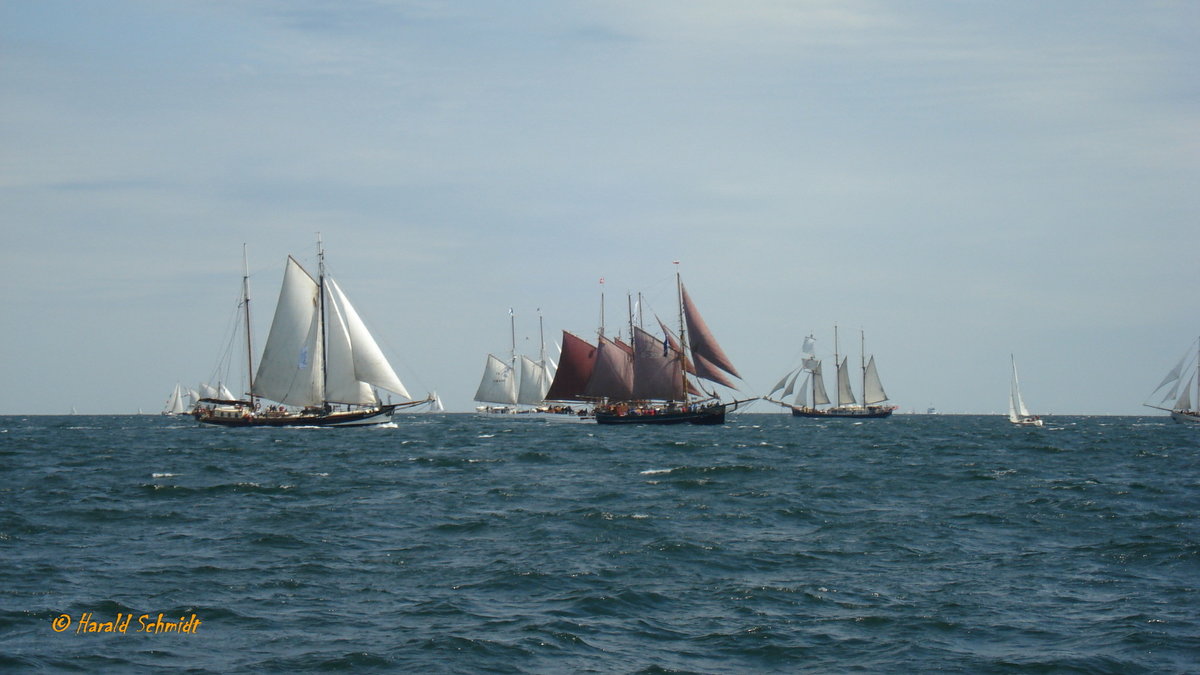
1008;355;1043;427
161;383;191;416
768;327;896;419
542;272;753;425
473;310;555;416
1145;336;1200;425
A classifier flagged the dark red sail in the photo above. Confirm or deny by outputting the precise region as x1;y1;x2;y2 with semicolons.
544;331;596;402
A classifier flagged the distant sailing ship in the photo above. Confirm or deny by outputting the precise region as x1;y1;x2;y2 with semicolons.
193;240;432;427
1008;355;1043;426
474;310;555;416
768;327;895;418
1145;336;1200;425
543;270;751;425
162;383;189;416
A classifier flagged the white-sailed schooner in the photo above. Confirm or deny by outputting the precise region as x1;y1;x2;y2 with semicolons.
193;239;433;427
1145;336;1200;425
1008;355;1043;426
768;327;895;418
474;309;554;415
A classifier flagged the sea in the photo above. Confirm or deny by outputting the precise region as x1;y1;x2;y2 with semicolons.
1;413;1196;673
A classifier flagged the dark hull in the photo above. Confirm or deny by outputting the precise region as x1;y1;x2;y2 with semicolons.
195;405;398;428
595;405;726;425
791;406;894;419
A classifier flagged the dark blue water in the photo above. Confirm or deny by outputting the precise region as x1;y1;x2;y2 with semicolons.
1;414;1197;673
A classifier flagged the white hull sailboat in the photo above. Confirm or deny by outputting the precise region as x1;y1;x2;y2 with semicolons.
1145;337;1200;425
193;240;432;428
1008;355;1043;427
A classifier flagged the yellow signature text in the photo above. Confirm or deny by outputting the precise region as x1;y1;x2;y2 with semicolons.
51;612;202;635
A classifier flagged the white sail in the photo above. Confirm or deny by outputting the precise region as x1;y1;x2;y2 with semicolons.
475;354;518;405
253;257;324;407
1175;384;1192;413
323;281;375;405
1009;355;1033;422
811;362;831;406
326;278;411;401
517;355;550;405
199;383;218;399
780;370;800;398
793;373;810;408
863;356;888;405
801;335;815;355
163;384;186;414
218;384;235;400
429;392;445;412
770;369;797;396
836;357;857;407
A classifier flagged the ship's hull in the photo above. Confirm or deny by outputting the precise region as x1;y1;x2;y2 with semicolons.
195;405;397;428
790;406;895;419
1170;410;1200;425
595;404;726;425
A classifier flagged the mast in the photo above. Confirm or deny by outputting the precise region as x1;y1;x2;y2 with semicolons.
861;329;866;409
317;233;328;408
598;277;606;338
675;262;688;402
627;293;634;344
538;309;545;370
242;244;255;407
834;324;840;406
509;307;516;369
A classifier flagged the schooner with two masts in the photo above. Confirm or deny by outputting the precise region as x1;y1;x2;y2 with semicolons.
193;239;432;427
473;309;556;415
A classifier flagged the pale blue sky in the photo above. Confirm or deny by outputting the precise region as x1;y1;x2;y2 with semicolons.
2;1;1197;414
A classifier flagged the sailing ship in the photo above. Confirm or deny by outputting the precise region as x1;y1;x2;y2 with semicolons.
552;271;750;425
768;327;895;418
1008;355;1043;426
473;310;555;415
1145;336;1200;424
193;240;431;427
162;383;189;416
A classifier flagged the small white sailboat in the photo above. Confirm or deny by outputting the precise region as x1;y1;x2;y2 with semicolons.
162;383;188;416
1008;355;1043;427
1145;336;1200;424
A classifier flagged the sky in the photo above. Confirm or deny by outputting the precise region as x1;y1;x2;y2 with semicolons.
1;0;1197;415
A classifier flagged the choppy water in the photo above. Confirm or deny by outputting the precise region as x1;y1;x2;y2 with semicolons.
1;413;1197;673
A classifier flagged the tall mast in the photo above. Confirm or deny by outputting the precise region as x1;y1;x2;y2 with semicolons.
509;307;516;367
861;329;866;408
675;262;688;402
317;233;328;406
242;244;255;407
538;309;545;367
598;277;606;338
627;293;634;343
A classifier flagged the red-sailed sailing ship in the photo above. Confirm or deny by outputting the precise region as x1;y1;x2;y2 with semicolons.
542;271;753;425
